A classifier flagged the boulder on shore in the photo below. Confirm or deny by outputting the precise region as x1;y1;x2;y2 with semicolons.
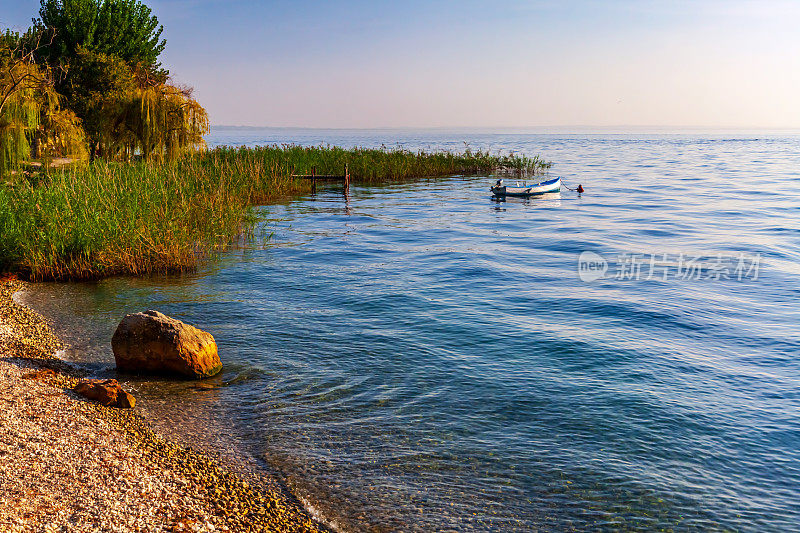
75;378;136;409
111;310;222;379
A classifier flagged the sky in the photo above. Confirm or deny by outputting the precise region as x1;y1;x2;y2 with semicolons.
3;0;800;128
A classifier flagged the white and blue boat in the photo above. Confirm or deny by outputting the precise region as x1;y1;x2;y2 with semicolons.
491;176;561;197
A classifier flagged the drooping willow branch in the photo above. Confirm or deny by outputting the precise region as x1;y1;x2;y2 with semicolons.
103;81;209;161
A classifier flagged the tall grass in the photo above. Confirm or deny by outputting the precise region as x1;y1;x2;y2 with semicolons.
0;144;550;280
213;144;551;182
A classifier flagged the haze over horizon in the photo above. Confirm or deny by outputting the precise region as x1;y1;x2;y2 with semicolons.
4;0;800;129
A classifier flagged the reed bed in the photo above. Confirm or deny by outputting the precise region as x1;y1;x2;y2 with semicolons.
214;144;551;182
0;145;549;280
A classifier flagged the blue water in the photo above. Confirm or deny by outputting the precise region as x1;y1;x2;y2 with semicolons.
24;129;800;532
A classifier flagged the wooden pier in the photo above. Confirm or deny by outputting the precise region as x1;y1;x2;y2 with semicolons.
292;165;350;193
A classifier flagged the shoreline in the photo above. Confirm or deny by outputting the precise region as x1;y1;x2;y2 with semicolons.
0;279;327;532
1;145;548;282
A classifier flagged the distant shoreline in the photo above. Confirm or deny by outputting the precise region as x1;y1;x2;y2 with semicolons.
208;125;800;134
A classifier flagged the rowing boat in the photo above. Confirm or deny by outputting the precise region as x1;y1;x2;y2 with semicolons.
491;177;561;197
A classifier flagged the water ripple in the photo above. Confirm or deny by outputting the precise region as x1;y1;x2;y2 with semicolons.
23;131;800;532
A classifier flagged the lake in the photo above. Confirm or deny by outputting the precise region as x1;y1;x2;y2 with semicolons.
22;128;800;531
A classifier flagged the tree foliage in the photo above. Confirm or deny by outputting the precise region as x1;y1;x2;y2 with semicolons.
38;0;166;70
0;59;44;176
0;32;86;176
0;0;207;172
35;101;87;165
108;83;209;161
61;46;137;157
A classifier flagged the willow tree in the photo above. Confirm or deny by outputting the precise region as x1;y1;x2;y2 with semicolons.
107;81;209;161
0;66;41;175
34;94;87;165
0;34;86;176
3;1;208;167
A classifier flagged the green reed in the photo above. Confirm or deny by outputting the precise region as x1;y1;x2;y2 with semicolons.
213;144;551;182
0;144;550;280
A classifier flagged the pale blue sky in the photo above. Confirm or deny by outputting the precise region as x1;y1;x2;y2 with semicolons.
3;0;800;127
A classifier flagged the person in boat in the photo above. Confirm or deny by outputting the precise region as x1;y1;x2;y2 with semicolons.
494;178;504;188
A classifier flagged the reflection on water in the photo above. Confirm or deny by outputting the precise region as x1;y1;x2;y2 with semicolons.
23;131;800;532
491;191;563;208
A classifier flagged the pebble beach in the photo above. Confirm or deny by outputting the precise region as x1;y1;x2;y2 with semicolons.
0;280;325;533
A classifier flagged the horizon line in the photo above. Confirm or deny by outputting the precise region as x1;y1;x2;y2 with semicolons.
210;124;800;131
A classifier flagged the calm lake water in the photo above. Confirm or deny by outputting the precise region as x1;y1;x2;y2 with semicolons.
23;128;800;531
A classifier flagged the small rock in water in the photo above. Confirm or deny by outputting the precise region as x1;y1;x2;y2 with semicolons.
112;310;222;379
74;378;136;409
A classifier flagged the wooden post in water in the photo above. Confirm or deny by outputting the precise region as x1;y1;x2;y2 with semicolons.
343;163;351;206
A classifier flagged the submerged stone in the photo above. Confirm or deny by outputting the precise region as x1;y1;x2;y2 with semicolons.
111;310;222;379
75;378;136;409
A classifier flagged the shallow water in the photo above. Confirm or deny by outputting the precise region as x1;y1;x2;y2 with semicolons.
24;129;800;531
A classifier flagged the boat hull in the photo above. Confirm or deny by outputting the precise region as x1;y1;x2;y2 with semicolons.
491;177;561;197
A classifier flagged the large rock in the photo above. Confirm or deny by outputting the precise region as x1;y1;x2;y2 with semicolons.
75;379;136;409
111;310;222;379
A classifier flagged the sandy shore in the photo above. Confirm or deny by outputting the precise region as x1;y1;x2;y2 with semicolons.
0;279;325;533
